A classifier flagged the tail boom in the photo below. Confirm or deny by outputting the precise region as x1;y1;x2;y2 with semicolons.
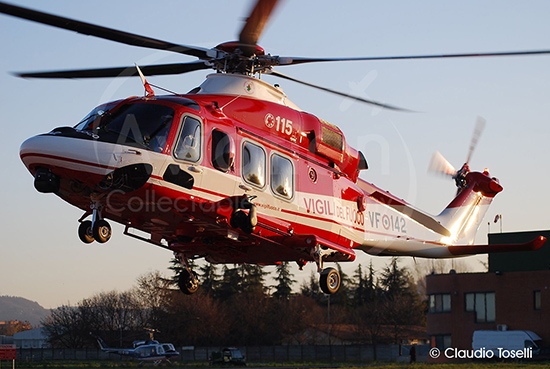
356;170;541;258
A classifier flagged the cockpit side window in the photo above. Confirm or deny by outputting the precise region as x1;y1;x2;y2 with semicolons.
174;116;202;162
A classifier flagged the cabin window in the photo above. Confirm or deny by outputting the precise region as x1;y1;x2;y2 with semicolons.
465;292;495;323
271;154;294;199
211;129;235;172
242;141;266;188
174;116;202;162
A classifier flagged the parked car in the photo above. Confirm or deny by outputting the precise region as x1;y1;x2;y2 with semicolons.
210;347;246;366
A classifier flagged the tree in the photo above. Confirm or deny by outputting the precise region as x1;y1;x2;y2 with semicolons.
159;290;229;346
216;265;243;300
199;262;219;294
379;257;408;296
378;258;425;344
300;271;325;305
273;262;295;300
42;290;149;349
239;264;268;295
329;263;351;306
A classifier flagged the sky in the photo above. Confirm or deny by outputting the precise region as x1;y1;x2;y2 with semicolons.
1;0;549;309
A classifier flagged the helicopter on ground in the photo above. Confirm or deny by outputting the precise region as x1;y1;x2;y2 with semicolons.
0;0;546;295
92;331;179;365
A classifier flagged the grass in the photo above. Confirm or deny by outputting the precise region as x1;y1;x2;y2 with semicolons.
5;361;550;369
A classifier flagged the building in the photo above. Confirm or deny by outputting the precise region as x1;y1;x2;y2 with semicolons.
426;230;550;358
13;328;49;349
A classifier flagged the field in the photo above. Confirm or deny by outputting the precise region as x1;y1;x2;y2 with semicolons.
4;361;550;369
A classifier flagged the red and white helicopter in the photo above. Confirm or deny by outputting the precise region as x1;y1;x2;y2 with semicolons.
1;0;546;295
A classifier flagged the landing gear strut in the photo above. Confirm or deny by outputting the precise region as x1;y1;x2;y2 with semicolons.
77;199;111;244
175;253;199;295
311;244;341;294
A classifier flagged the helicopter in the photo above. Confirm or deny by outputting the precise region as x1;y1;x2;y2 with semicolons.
92;331;179;365
0;0;546;295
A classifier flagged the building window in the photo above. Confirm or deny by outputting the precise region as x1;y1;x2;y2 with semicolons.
534;290;541;311
429;293;451;313
465;292;495;323
174;116;202;162
242;141;266;188
433;334;452;350
270;154;294;200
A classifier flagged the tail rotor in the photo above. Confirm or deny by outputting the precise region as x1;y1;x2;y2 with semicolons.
429;116;486;190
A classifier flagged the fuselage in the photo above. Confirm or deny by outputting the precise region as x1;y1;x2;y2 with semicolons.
20;74;501;266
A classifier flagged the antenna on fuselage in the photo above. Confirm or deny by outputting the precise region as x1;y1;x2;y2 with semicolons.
135;63;155;97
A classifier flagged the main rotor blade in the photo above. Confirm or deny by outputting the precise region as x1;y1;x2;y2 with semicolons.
0;1;211;59
278;49;550;66
15;62;210;79
466;116;486;165
239;0;280;53
268;70;412;111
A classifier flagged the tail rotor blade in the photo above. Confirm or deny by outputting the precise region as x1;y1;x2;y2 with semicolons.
466;116;486;164
429;151;456;177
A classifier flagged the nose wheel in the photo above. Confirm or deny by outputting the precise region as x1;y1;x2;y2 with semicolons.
77;200;112;244
78;220;95;244
93;219;112;243
78;218;112;244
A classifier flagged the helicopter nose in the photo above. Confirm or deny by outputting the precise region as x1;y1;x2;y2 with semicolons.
20;134;64;193
20;133;155;193
20;134;65;173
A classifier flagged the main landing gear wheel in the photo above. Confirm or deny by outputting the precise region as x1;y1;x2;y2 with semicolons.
92;219;112;243
178;269;199;295
320;267;341;294
78;220;94;244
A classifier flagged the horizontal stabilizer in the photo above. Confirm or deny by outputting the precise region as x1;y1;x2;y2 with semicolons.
448;236;546;256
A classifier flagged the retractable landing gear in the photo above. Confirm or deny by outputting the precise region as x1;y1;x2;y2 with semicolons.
175;253;199;295
320;267;341;294
311;245;341;294
77;200;111;244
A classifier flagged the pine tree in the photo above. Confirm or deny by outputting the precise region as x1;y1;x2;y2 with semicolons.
330;263;351;306
239;264;268;295
216;265;242;300
199;262;219;294
351;264;367;306
300;271;325;305
379;257;408;296
273;262;296;300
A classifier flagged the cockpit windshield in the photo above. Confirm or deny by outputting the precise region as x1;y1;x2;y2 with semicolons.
75;102;175;153
74;102;118;132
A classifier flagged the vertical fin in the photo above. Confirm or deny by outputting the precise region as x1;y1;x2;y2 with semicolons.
436;171;502;245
